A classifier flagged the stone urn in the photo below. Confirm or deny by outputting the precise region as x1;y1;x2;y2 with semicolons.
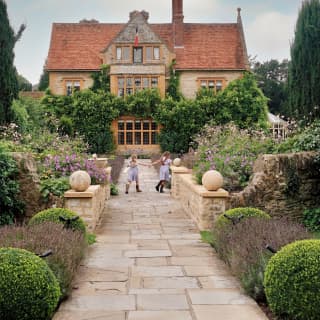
173;158;182;167
89;156;108;169
202;170;223;191
69;170;91;192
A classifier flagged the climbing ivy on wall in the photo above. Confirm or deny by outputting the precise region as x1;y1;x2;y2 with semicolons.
42;72;268;154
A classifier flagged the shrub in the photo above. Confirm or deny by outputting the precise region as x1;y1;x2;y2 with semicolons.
40;176;69;202
193;123;274;190
214;207;270;231
214;217;310;302
276;120;320;153
110;182;119;195
0;247;60;320
0;148;24;225
0;222;86;299
264;239;320;320
302;208;320;232
29;208;86;234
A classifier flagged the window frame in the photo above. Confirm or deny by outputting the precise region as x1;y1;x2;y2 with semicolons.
116;46;130;62
116;117;160;146
197;78;226;93
64;79;82;96
133;47;143;64
116;75;159;97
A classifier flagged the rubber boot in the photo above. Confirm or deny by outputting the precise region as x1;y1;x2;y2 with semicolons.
136;184;142;192
159;184;164;193
125;183;129;194
155;181;161;192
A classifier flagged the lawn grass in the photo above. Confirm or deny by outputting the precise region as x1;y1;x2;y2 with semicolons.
200;230;214;245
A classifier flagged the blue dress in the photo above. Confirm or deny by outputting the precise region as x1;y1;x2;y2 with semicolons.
127;159;139;182
159;158;172;181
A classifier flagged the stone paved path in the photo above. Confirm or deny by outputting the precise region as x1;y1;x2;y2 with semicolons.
53;160;268;320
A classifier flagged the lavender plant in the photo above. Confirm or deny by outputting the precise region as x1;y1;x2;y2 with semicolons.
42;153;107;184
193;123;274;190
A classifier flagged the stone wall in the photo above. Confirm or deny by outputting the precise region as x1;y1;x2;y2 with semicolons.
11;152;43;218
49;71;94;95
171;166;229;230
230;152;320;219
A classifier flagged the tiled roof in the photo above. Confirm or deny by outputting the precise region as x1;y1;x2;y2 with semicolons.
46;22;247;71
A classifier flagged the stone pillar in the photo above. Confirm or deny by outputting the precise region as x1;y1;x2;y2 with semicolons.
64;185;106;232
171;165;190;199
199;189;229;230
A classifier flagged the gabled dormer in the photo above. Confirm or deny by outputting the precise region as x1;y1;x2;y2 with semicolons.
103;11;175;98
103;11;174;67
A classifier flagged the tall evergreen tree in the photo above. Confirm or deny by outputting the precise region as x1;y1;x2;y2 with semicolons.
0;0;25;124
38;68;49;91
288;0;320;122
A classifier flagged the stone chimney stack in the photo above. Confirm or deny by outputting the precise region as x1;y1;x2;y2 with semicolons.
172;0;184;47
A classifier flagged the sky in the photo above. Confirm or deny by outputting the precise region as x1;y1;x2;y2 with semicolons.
6;0;303;85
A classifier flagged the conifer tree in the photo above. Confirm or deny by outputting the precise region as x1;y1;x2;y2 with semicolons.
0;0;25;124
288;0;320;122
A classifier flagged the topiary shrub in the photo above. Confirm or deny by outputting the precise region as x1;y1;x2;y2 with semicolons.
29;208;86;234
264;239;320;320
215;207;270;230
0;247;60;320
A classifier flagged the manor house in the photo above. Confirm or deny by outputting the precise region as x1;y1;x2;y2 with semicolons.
45;0;249;153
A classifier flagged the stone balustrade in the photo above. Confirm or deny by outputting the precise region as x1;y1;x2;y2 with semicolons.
171;166;229;230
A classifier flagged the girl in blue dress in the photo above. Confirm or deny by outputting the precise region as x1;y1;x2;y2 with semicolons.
151;151;172;193
125;154;147;194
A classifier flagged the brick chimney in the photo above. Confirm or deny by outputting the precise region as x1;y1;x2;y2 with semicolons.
172;0;184;47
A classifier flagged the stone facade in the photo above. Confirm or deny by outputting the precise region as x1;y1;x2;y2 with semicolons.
179;70;243;99
49;71;94;95
171;166;229;230
230;152;320;219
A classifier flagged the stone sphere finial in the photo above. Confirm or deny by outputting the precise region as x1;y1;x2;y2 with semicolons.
173;158;182;167
69;170;91;192
202;170;223;191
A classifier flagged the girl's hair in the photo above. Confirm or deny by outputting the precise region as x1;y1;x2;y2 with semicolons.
131;154;137;160
161;151;170;165
161;151;170;158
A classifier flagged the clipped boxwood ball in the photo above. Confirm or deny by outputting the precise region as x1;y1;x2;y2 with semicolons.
215;207;270;231
264;239;320;320
0;247;60;320
29;208;86;234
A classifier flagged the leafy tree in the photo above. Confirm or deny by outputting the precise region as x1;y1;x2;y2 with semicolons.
17;74;32;91
252;59;289;116
155;98;207;153
0;0;25;124
38;69;49;91
288;0;320;122
217;72;269;129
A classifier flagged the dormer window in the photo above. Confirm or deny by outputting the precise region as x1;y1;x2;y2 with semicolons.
133;47;143;63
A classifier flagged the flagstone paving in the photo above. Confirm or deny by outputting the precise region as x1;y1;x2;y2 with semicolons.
53;160;268;320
